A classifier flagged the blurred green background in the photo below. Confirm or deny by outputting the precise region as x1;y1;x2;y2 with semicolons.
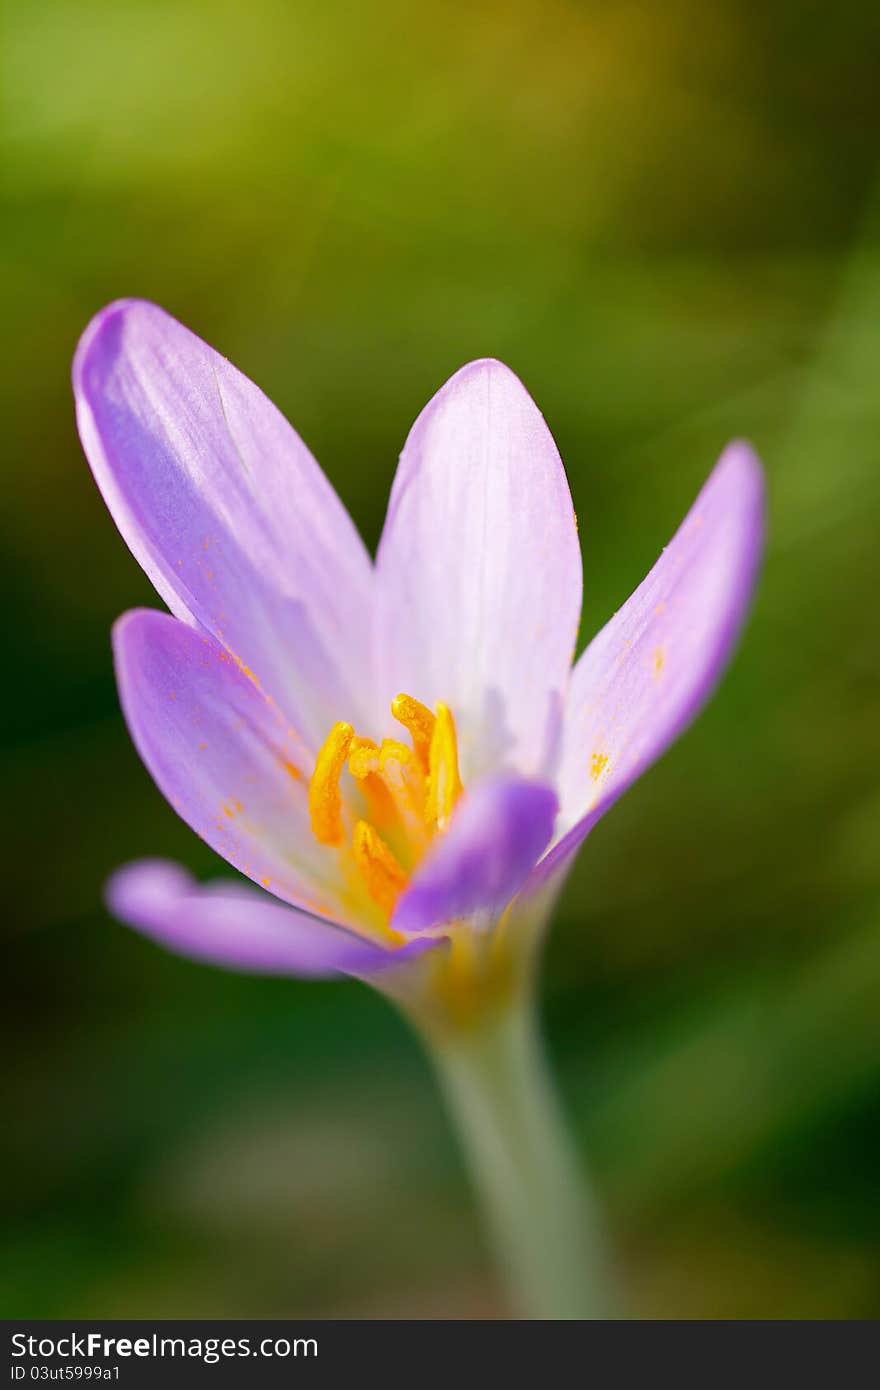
3;0;880;1318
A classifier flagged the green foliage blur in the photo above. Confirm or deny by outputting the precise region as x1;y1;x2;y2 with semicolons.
3;0;880;1318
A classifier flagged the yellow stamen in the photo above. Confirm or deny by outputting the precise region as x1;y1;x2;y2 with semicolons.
308;698;464;945
391;693;436;773
308;722;354;846
350;735;378;756
350;737;427;853
352;820;407;918
426;701;463;831
348;737;411;780
345;737;397;832
377;740;416;798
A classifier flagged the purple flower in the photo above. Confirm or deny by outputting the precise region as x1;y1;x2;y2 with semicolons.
74;300;764;1008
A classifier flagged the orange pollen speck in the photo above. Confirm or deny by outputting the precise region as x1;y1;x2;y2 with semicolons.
590;751;609;781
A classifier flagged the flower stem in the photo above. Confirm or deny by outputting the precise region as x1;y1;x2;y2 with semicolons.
421;1000;614;1319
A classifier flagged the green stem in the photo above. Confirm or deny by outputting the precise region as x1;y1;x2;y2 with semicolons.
421;1001;614;1319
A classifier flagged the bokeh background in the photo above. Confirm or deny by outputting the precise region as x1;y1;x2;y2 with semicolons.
3;0;880;1318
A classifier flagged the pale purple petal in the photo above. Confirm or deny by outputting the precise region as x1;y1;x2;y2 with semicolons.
375;360;581;781
74;300;374;747
392;778;558;934
544;442;765;885
113;607;353;921
108;859;438;977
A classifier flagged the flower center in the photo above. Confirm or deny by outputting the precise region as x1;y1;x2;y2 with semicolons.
307;693;463;939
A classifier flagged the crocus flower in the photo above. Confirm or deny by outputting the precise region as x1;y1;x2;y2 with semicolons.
73;299;764;1316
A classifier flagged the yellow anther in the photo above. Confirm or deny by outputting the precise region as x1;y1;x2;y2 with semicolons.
348;745;378;780
350;735;378;756
349;737;411;780
426;701;463;831
378;738;413;771
308;722;354;846
391;693;436;772
347;736;381;793
352;820;408;919
308;700;462;931
348;737;426;859
343;738;395;833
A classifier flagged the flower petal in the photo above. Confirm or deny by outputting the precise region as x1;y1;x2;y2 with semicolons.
113;607;352;920
74;299;374;746
375;359;581;781
392;777;558;934
546;442;765;882
108;859;438;977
